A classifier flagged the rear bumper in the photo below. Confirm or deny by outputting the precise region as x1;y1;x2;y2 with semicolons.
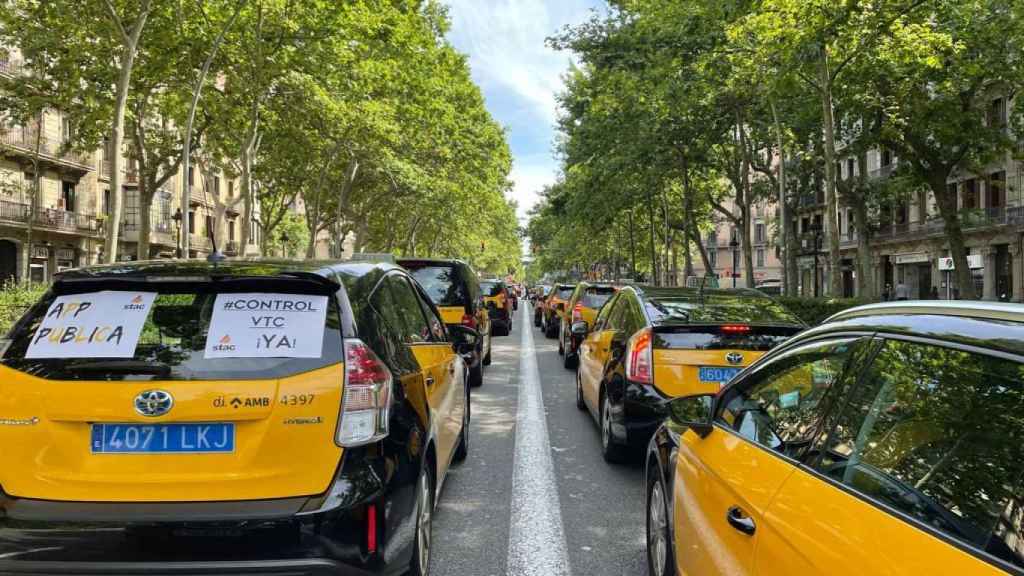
621;380;672;450
0;444;416;576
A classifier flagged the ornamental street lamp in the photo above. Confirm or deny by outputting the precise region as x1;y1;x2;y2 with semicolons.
171;208;183;258
729;237;740;288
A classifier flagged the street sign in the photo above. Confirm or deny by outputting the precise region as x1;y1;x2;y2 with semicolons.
938;255;983;271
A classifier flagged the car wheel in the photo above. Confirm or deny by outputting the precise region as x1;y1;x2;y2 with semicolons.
409;467;434;576
564;345;577;370
534;311;541;327
557;327;565;355
483;343;492;366
576;369;586;410
453;388;470;462
647;473;675;576
601;393;626;463
545;318;558;339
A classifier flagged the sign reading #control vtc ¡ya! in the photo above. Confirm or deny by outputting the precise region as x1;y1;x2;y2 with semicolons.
25;291;158;359
204;293;328;359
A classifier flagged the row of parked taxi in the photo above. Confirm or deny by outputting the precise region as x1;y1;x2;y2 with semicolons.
0;256;512;576
531;280;1024;576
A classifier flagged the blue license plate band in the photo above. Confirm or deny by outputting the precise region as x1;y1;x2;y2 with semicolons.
698;367;741;384
91;423;235;454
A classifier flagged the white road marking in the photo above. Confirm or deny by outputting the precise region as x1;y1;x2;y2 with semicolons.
507;322;572;576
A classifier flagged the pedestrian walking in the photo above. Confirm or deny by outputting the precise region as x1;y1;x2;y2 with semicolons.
895;281;911;301
930;286;939;300
883;283;892;301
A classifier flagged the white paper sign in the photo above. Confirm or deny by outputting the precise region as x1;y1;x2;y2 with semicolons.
25;291;158;359
204;293;329;358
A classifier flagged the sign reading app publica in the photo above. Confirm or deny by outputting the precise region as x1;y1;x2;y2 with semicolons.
25;291;158;359
204;293;329;359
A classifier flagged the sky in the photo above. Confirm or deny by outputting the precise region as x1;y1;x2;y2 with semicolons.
444;0;607;225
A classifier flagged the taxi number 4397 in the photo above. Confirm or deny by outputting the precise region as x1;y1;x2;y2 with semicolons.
280;393;315;406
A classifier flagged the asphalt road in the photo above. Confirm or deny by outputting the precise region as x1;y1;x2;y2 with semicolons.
432;309;647;576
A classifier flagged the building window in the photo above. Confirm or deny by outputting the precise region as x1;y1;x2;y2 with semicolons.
228;180;234;198
708;247;717;269
188;210;195;234
881;148;893;167
756;248;765;268
103;189;111;215
249;219;258;245
188;167;195;189
213;175;220;196
989;171;1006;208
60;182;75;211
228;220;235;241
61;116;74;144
755;222;766;244
963;179;978;209
989;97;1007;128
846;158;854;179
707;230;717;247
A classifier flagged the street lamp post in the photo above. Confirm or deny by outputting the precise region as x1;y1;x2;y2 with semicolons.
729;238;739;288
171;208;183;258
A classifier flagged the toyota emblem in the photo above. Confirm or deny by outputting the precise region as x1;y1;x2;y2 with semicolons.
134;390;174;417
726;352;744;365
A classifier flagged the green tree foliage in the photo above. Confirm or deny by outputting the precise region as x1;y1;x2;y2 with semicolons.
1;0;519;270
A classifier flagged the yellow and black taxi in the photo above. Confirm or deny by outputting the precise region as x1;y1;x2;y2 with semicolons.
532;284;552;327
573;285;804;462
559;282;617;369
399;258;492;387
542;283;575;339
479;278;512;336
0;259;476;576
645;301;1024;576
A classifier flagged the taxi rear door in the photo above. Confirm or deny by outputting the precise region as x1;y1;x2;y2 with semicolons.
384;276;462;470
578;295;626;413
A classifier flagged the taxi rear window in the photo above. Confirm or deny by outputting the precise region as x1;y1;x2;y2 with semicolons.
654;326;801;352
581;287;615;309
1;286;342;381
480;281;504;297
406;264;469;307
555;287;574;300
645;295;802;325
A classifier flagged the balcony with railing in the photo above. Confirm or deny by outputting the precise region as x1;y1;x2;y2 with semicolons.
0;197;101;235
0;57;25;77
0;128;93;169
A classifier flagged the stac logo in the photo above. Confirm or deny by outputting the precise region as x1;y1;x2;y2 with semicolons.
725;352;744;365
212;334;236;352
123;294;147;311
134;390;174;417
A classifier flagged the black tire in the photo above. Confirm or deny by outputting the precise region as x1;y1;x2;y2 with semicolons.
545;318;558;339
564;348;577;370
576;369;586;410
453;387;470;462
600;392;627;463
409;466;434;576
482;344;492;366
534;311;542;327
558;328;565;355
646;470;675;576
469;362;483;388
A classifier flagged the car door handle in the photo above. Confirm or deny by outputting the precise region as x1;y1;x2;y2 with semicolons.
726;506;756;535
425;375;435;387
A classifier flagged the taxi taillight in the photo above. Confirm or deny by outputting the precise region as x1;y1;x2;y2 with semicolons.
572;303;583;322
462;313;477;330
337;338;392;447
625;328;654;385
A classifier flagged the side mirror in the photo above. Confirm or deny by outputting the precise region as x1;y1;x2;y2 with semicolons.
448;324;480;355
668;394;715;438
570;321;589;336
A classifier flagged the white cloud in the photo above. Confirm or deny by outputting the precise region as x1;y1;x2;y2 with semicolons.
446;0;603;218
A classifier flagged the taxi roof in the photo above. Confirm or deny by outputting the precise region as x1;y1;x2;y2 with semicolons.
55;258;399;282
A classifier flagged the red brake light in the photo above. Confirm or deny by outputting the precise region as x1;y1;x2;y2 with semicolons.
338;339;392;446
572;303;583;322
367;504;378;553
721;324;751;333
625;328;654;385
462;313;477;329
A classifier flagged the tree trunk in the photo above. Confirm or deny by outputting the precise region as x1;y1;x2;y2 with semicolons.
933;177;976;299
819;46;842;295
137;187;152;260
769;97;790;296
689;207;713;273
238;105;259;255
104;54;136;263
648;190;658;285
682;162;694;279
853;153;875;299
23;114;42;283
628;209;637;278
335;158;359;258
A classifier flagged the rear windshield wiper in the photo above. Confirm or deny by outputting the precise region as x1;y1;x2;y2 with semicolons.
69;361;172;376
